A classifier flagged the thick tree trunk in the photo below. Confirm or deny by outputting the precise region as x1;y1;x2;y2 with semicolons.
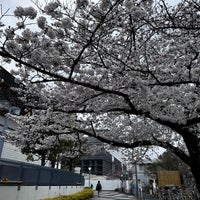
187;147;200;198
190;161;200;197
183;130;200;196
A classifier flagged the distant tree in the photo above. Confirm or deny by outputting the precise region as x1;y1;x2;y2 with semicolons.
21;142;48;166
1;0;200;193
146;150;194;187
146;151;180;178
145;162;159;180
157;151;180;171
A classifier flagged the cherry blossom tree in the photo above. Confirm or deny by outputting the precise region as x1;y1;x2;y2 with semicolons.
7;108;87;168
1;0;200;192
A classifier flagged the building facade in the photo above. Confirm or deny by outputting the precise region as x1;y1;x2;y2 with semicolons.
0;66;40;164
81;150;123;176
80;137;125;176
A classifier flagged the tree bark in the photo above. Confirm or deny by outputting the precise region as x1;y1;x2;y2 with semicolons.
41;154;46;166
190;159;200;197
182;129;200;195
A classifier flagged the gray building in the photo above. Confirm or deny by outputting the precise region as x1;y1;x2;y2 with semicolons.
0;66;40;164
80;137;124;176
0;66;19;158
0;66;17;113
81;150;123;176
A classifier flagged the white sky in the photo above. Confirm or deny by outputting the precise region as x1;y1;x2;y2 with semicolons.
0;0;31;16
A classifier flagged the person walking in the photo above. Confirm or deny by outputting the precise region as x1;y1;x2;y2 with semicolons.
96;180;102;197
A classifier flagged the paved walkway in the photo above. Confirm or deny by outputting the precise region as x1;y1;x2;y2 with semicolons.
89;191;136;200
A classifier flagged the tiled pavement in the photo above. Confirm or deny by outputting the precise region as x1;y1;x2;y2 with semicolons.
89;190;136;200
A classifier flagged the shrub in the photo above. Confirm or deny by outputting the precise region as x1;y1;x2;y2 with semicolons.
42;188;94;200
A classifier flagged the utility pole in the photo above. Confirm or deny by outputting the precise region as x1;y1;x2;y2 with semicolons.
135;161;139;200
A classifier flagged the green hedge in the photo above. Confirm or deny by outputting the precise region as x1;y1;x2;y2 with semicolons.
42;188;94;200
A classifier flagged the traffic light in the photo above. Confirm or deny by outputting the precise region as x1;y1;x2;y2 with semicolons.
125;171;129;179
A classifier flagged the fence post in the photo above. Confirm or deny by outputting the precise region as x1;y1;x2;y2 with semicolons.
49;169;53;189
35;167;41;190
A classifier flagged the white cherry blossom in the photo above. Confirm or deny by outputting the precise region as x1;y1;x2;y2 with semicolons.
1;0;200;192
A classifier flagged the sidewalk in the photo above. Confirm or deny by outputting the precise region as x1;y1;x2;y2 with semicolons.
89;190;136;200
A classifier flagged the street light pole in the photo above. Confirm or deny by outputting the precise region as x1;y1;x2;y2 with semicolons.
135;161;139;200
121;174;123;192
88;167;91;187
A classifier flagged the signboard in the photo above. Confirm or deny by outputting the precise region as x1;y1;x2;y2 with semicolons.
157;170;181;187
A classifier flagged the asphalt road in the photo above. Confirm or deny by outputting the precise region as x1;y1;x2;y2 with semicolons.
89;190;136;200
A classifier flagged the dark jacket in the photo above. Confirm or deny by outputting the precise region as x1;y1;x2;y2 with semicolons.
96;183;102;191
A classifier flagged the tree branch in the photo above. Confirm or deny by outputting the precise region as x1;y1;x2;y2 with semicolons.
73;127;190;165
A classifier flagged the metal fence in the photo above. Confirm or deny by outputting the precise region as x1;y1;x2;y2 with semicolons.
0;159;84;186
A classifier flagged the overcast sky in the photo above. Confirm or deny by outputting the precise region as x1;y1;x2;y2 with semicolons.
0;0;32;15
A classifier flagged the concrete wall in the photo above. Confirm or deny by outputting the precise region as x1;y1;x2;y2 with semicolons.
85;179;122;190
0;185;84;200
